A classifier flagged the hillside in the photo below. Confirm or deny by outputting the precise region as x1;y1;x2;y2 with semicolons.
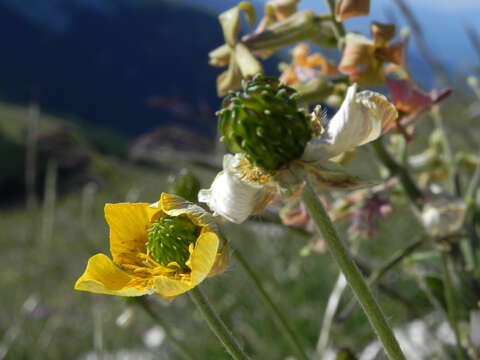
0;0;224;137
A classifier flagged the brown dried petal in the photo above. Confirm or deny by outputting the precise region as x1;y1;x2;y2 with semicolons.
371;21;396;46
335;0;370;21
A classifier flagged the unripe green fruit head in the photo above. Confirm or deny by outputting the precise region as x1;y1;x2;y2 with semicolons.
146;215;199;271
218;75;312;172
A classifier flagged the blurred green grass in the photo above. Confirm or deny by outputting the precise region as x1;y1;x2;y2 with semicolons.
0;98;469;359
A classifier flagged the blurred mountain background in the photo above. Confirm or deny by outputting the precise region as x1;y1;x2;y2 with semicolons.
0;0;478;139
1;0;478;204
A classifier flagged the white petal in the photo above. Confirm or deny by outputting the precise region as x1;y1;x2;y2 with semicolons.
302;83;397;161
198;154;270;224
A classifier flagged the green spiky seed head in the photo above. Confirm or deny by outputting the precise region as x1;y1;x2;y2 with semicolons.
168;169;201;203
146;215;199;270
218;75;312;172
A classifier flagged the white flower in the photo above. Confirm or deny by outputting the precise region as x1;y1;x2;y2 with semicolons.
200;83;397;223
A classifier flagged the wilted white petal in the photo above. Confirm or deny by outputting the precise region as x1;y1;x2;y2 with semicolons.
198;154;272;224
301;159;377;189
302;83;397;161
421;197;466;237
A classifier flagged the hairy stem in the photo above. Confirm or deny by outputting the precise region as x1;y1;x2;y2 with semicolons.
371;138;423;208
189;287;250;360
302;181;406;360
337;238;424;320
324;0;346;46
441;254;468;360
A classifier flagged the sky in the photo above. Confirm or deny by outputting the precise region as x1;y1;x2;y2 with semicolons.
299;0;480;71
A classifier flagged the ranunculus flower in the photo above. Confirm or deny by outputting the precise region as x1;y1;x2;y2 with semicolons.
75;194;229;298
199;78;397;223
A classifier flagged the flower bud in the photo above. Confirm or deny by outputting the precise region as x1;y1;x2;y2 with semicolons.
218;75;312;171
168;169;201;203
243;11;337;51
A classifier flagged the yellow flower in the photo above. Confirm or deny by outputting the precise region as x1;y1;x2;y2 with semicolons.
75;194;228;299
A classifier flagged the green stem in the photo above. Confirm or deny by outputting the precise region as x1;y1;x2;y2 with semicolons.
301;181;406;360
369;238;424;284
232;250;308;360
463;153;480;269
371;138;423;208
441;254;468;360
189;287;250;360
431;107;459;195
324;0;346;46
137;297;196;360
337;238;424;320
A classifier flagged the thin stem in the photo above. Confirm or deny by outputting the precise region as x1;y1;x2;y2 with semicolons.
301;181;406;360
316;273;348;354
431;106;459;195
138;298;196;360
232;250;308;360
337;238;424;320
371;138;423;208
463;152;480;269
369;238;424;285
465;151;480;207
441;254;468;360
189;287;250;360
324;0;346;46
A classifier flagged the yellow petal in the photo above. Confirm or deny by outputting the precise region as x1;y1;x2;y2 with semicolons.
154;276;193;299
191;232;220;285
105;203;150;265
219;2;256;47
159;193;218;232
208;244;230;277
209;44;232;67
234;43;263;77
75;254;150;296
217;58;243;97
